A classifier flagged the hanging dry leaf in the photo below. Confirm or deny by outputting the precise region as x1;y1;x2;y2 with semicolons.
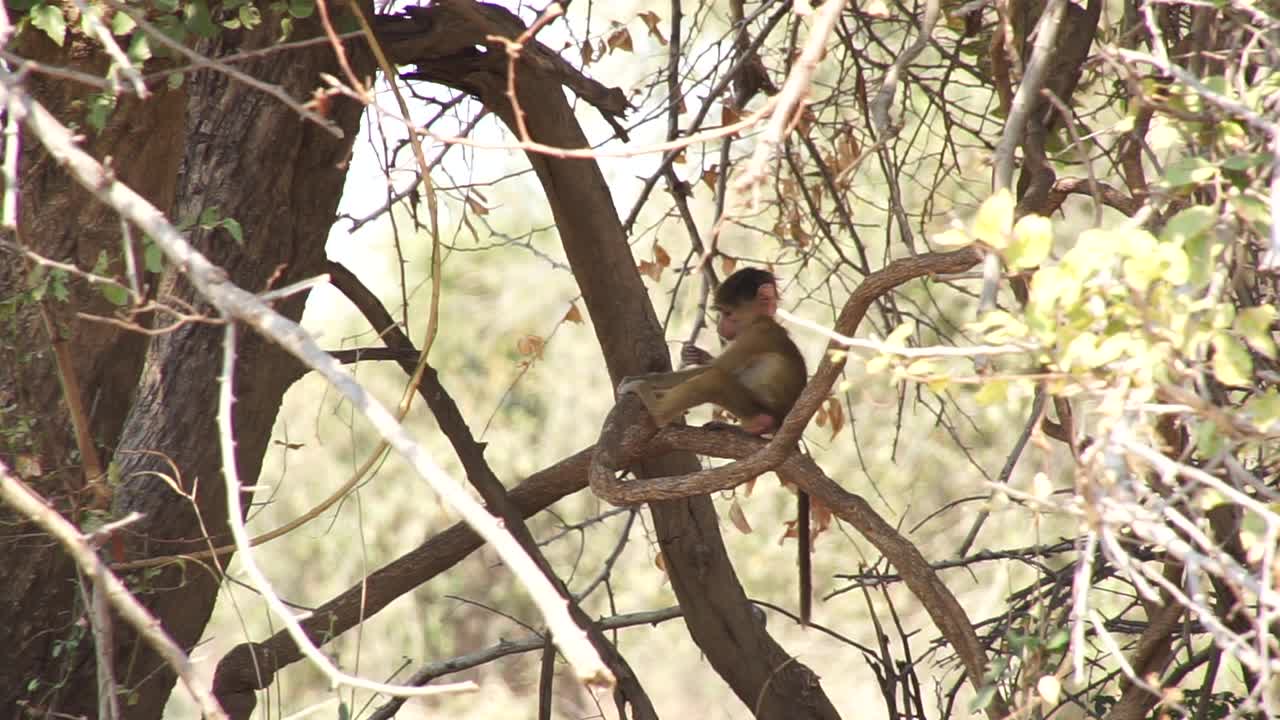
654;550;667;573
516;334;545;357
827;398;845;437
638;11;667;45
580;40;594;65
671;149;687;165
865;0;891;19
814;403;828;427
779;518;799;543
465;194;489;216
606;24;633;53
720;255;737;275
701;165;720;191
811;498;834;536
722;104;742;128
654;244;671;267
728;498;753;534
564;302;584;324
637;259;663;281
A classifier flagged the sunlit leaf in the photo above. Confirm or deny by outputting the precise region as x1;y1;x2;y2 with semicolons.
1244;390;1280;431
1236;305;1277;358
1037;676;1062;704
1211;333;1252;387
972;189;1014;249
30;3;67;46
931;227;972;248
1006;214;1052;269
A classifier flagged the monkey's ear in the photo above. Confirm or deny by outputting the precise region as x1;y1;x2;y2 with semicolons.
756;283;779;313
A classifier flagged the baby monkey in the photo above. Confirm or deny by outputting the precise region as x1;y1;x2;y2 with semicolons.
618;267;815;622
618;267;807;434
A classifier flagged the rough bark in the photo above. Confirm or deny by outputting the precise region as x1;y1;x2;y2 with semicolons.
0;9;372;716
0;22;185;716
381;3;838;718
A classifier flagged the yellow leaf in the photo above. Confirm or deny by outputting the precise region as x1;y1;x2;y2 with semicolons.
972;189;1014;249
1008;214;1052;269
974;380;1007;406
931;227;973;248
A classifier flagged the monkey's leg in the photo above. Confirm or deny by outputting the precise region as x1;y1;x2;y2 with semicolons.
649;367;771;427
617;368;709;424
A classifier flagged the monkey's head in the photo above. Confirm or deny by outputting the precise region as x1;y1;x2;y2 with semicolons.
714;268;778;340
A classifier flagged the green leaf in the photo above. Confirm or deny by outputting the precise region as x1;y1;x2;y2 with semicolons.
220;218;244;245
30;3;68;46
1163;157;1218;189
1222;152;1269;172
100;283;129;306
238;4;262;29
154;0;179;12
1211;333;1252;387
972;189;1014;249
970;684;998;712
144;242;164;273
1236;305;1277;359
1161;205;1215;245
1193;420;1224;458
110;11;136;35
127;32;152;64
1007;214;1052;269
85;93;117;133
1243;389;1280;432
1046;629;1070;651
184;0;219;38
288;0;315;18
49;270;70;302
198;206;221;226
167;72;185;90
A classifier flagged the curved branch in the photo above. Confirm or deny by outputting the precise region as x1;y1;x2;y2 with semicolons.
591;247;983;502
593;423;1007;719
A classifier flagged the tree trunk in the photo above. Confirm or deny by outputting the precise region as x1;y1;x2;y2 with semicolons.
0;10;371;717
383;3;839;717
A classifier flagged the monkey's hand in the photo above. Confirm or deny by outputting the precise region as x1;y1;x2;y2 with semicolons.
680;343;713;368
615;377;644;399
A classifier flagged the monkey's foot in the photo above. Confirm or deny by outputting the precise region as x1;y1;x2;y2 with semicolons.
741;414;778;435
